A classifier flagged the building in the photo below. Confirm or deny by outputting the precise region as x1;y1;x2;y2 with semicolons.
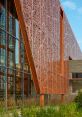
69;60;82;93
0;0;82;107
0;0;32;107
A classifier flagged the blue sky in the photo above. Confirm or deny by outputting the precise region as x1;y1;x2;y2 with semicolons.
60;0;82;51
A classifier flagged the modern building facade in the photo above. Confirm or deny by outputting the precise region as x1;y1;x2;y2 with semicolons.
69;60;82;93
0;0;32;107
0;0;82;107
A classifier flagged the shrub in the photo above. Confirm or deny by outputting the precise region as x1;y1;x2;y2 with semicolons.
74;89;82;108
36;106;60;117
21;106;38;117
59;103;79;117
12;109;19;117
0;103;82;117
20;104;82;117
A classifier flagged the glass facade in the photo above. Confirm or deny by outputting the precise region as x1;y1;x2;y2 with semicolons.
0;0;32;106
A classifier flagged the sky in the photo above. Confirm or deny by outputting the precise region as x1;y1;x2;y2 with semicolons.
60;0;82;51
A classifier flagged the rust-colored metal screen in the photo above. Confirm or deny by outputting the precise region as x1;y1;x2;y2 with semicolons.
14;0;82;94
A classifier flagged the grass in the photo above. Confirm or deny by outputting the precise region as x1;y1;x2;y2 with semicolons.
0;103;82;117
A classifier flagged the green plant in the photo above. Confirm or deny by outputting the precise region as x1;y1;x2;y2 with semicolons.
21;107;34;117
0;103;82;117
36;108;49;117
20;104;82;117
74;89;82;108
0;107;5;117
12;109;19;117
59;103;79;117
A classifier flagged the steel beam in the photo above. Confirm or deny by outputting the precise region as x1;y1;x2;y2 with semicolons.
60;8;64;76
60;8;65;102
40;94;44;107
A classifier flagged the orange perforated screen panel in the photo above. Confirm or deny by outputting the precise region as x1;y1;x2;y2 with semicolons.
14;0;82;94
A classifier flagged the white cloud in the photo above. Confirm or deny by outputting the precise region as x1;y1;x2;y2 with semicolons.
62;1;76;10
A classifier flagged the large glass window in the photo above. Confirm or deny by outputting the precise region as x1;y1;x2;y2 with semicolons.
0;0;32;103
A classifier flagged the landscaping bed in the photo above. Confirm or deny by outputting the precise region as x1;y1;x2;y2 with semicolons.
0;91;82;117
0;103;82;117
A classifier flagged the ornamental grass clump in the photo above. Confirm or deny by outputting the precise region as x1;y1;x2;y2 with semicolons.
75;89;82;108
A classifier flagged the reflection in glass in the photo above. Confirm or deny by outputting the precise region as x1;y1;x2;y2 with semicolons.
0;0;32;105
0;48;6;65
0;3;6;29
0;30;6;46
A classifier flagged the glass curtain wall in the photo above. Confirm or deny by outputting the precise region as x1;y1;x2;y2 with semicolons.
0;0;7;107
0;0;31;107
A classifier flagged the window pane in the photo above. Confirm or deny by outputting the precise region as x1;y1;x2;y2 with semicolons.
9;14;16;35
15;39;19;64
0;66;6;99
0;30;6;46
8;34;15;50
16;20;19;39
0;48;6;65
0;2;6;30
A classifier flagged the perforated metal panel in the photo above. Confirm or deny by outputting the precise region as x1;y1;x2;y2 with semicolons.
15;0;82;94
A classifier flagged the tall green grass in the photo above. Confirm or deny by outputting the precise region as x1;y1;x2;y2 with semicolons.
0;103;82;117
21;103;82;117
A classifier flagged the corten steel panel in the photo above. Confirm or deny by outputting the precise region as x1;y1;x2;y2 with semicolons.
64;15;82;60
14;0;82;94
14;0;40;94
